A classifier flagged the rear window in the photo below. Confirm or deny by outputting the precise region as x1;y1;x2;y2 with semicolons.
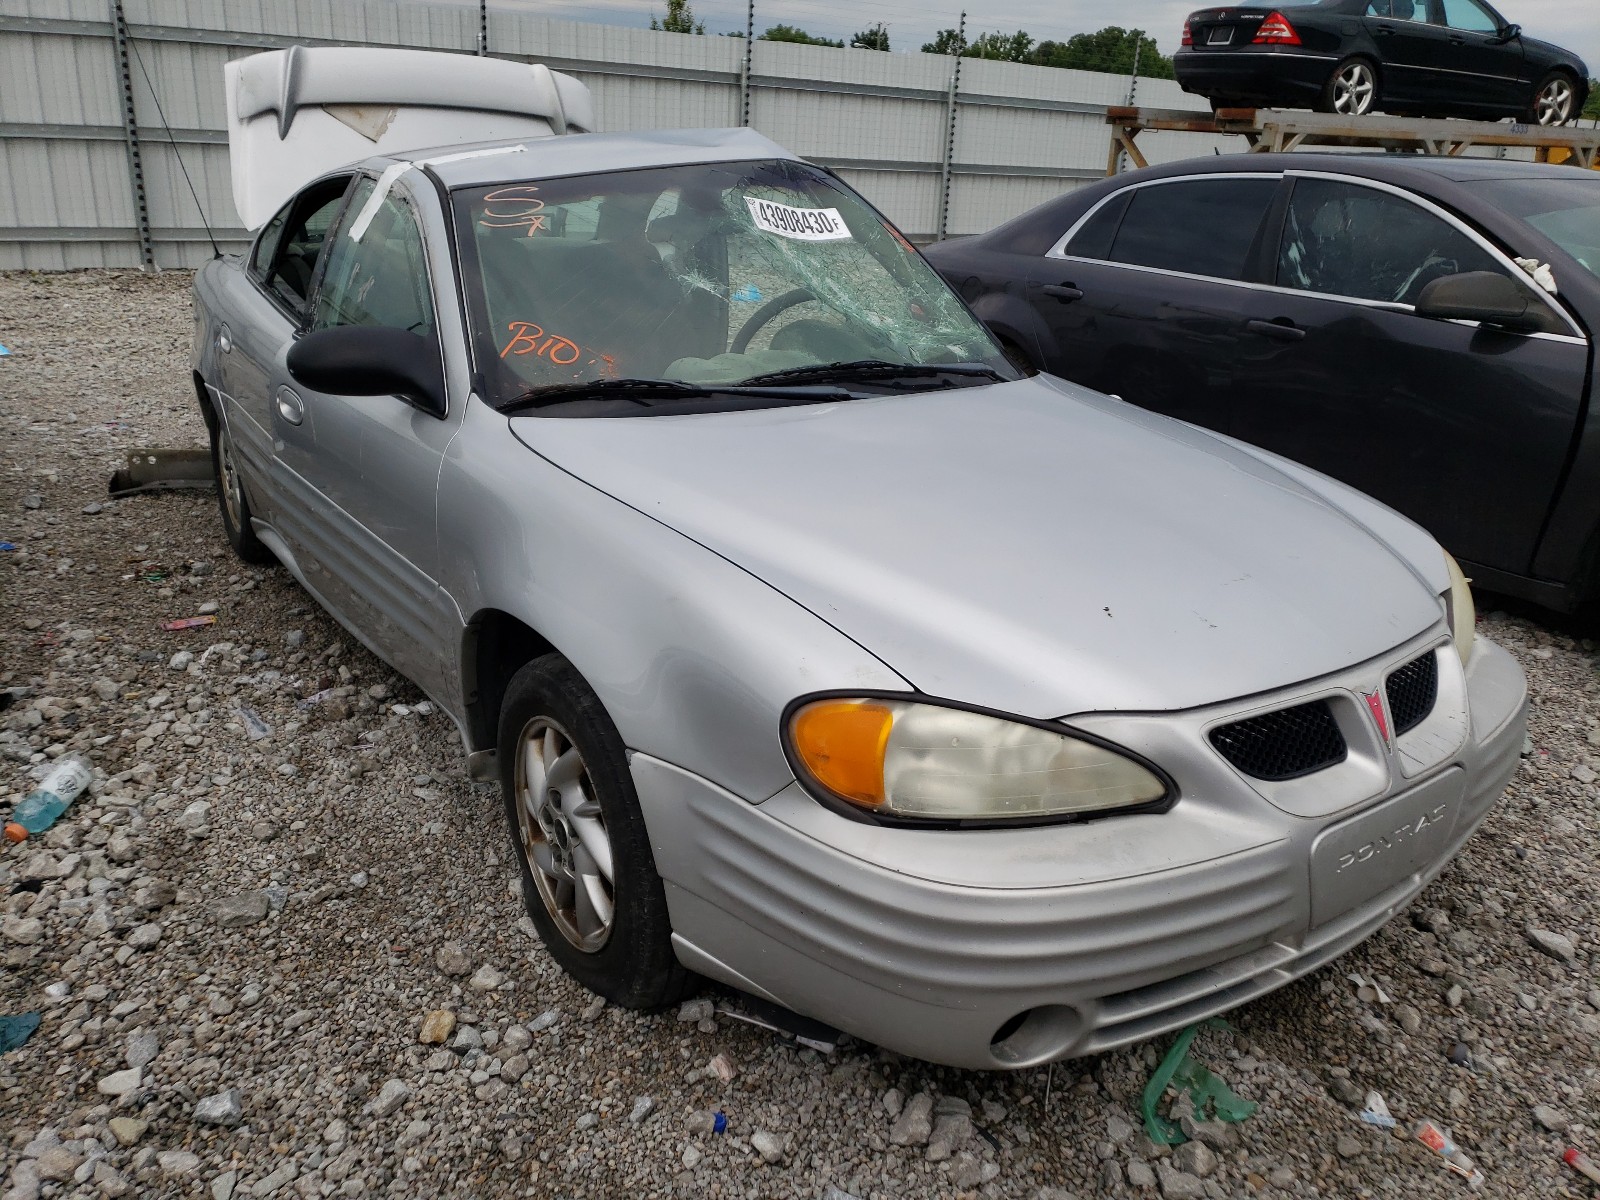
1106;178;1278;281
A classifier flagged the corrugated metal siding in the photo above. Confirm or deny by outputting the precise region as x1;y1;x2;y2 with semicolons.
0;0;1228;268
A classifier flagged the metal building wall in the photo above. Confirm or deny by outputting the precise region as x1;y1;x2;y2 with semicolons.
0;0;1227;270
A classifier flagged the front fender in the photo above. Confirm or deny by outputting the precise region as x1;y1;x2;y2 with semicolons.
438;400;911;803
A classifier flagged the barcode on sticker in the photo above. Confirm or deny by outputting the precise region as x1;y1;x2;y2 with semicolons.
744;197;851;241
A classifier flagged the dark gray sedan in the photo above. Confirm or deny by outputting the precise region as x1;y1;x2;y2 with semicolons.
925;155;1600;613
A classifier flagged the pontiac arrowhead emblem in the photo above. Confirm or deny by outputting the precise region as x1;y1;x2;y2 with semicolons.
1362;689;1390;746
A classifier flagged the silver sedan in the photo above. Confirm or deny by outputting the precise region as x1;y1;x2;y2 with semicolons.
192;113;1526;1069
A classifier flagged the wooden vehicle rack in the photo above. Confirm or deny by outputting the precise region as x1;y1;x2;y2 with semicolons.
1106;106;1600;175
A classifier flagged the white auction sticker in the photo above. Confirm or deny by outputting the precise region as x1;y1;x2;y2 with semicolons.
744;196;852;241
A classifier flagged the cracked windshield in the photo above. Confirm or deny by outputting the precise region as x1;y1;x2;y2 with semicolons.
455;158;1012;408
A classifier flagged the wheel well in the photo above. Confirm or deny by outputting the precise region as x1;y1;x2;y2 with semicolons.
464;610;557;751
193;371;218;436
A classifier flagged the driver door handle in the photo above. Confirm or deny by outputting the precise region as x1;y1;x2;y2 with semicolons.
1043;283;1084;302
1245;318;1306;341
1373;24;1394;35
275;386;305;426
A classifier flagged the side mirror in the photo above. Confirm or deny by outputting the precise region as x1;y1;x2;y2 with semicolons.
1415;271;1542;332
1494;22;1520;42
286;326;446;415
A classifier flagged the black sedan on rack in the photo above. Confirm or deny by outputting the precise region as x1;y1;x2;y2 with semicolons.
923;155;1600;612
1174;0;1588;124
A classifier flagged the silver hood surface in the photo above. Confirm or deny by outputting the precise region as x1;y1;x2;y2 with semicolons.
514;376;1444;718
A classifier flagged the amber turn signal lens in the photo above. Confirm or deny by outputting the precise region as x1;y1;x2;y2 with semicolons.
790;700;893;807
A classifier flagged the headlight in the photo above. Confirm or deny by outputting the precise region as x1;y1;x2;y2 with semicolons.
784;696;1170;824
1443;552;1476;667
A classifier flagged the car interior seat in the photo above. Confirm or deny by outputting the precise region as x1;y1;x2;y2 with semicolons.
476;230;714;380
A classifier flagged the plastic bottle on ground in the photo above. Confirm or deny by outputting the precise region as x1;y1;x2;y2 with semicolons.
4;755;92;842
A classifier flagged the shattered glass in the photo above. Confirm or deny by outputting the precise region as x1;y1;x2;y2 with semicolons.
453;158;1010;409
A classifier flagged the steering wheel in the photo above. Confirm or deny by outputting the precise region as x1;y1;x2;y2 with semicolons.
731;288;816;354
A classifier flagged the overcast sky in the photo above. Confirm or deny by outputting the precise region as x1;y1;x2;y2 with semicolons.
499;0;1597;76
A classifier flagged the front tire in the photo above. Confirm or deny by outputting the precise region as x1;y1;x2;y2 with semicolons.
1318;57;1378;117
498;654;693;1009
1526;72;1578;126
208;410;273;564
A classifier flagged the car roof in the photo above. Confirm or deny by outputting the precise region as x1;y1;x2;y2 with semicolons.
1129;152;1577;187
389;127;800;190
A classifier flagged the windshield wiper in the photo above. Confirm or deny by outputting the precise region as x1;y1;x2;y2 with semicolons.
734;359;1009;387
496;377;852;416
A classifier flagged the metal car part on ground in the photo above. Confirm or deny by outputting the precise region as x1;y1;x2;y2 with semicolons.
190;46;1527;1069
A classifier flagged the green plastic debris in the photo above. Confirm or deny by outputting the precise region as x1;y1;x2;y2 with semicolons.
1141;1018;1258;1144
1;1012;41;1053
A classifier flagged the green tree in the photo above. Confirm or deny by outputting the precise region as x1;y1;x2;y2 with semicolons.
967;30;1035;62
650;0;704;35
1584;78;1600;121
1031;27;1174;80
921;28;965;55
852;23;890;51
759;23;844;47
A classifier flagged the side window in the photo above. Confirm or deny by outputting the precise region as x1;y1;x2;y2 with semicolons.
312;180;435;337
1064;190;1133;260
267;184;348;310
1277;177;1504;305
1106;179;1278;281
250;204;288;279
1438;0;1498;31
1365;0;1423;20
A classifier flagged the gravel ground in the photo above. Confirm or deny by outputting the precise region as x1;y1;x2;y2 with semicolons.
1;269;1597;1200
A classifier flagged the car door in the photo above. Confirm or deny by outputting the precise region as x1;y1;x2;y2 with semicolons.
1026;174;1281;429
271;173;462;703
1431;0;1524;111
214;177;353;527
1225;172;1588;577
1360;0;1443;106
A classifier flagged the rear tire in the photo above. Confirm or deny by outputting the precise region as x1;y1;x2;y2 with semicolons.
1525;71;1578;126
498;653;694;1010
1317;57;1378;117
208;411;273;564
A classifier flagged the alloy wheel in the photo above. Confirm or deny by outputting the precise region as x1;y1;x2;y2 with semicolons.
1534;77;1575;125
1332;62;1376;116
513;716;616;952
217;425;245;531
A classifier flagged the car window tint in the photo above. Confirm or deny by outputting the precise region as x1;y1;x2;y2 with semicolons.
1438;0;1498;31
313;181;435;337
1106;179;1277;280
1277;178;1509;305
266;183;349;311
1365;0;1424;19
250;203;289;279
1064;190;1132;260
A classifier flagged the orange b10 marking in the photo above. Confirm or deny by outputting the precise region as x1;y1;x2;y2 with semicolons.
501;321;581;364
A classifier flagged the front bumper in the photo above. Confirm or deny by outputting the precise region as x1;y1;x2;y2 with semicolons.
637;633;1526;1070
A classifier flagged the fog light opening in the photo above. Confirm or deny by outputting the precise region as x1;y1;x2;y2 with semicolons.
989;1005;1086;1067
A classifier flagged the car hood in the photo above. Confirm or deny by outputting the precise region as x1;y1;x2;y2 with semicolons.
512;377;1444;718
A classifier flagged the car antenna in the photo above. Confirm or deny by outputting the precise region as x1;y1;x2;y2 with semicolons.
126;29;223;260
